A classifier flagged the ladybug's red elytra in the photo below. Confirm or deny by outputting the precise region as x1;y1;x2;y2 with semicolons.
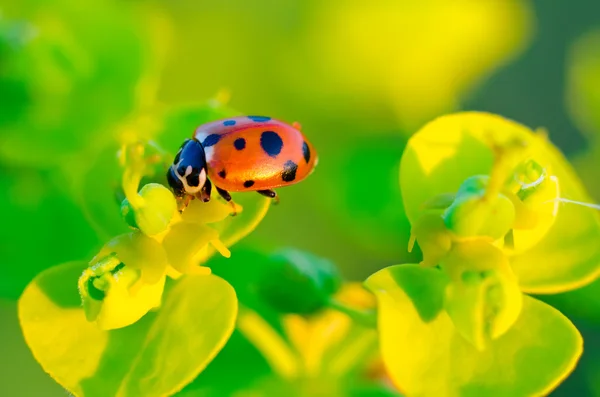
166;115;318;208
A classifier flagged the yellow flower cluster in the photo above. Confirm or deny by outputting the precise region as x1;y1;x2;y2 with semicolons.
77;141;260;330
406;118;562;350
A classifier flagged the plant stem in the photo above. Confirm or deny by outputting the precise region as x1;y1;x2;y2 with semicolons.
484;137;527;202
327;299;378;328
237;306;300;379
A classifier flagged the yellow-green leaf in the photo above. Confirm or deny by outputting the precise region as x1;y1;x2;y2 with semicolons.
365;264;582;397
18;261;237;397
509;138;600;293
399;112;600;292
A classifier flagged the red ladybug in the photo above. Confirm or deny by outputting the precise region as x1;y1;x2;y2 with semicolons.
167;115;318;205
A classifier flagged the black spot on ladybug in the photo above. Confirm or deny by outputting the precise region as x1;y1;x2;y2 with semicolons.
260;131;283;157
244;180;255;188
282;160;298;182
234;138;246;150
203;134;221;147
186;170;200;187
248;115;271;122
223;120;236;126
218;169;227;178
176;164;187;177
302;141;310;163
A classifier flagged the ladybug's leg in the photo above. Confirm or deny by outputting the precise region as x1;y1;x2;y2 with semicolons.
215;186;232;202
215;187;238;216
257;189;276;198
197;178;212;202
177;194;193;213
257;190;280;205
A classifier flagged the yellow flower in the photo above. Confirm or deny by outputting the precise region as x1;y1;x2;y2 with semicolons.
78;140;270;330
282;283;378;377
237;283;380;382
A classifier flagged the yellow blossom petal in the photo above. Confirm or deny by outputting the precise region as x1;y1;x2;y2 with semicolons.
161;221;221;274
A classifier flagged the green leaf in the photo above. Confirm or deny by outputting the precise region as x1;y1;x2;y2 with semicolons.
0;1;149;167
176;330;273;396
508;137;600;293
18;261;237;397
399;112;600;293
365;264;583;397
0;169;99;299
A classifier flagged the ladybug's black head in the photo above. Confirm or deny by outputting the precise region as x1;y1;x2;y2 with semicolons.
167;138;208;198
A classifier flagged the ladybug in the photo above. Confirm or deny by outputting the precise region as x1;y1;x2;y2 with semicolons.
166;115;318;207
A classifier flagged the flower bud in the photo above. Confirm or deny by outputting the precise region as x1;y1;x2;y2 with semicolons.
121;183;177;236
442;177;515;241
456;175;490;196
487;159;560;254
257;248;342;315
440;241;523;351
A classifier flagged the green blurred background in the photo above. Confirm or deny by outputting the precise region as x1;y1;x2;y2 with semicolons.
1;0;600;395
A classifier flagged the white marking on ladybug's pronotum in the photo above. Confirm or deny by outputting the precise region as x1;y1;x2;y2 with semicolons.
173;159;203;195
204;146;215;162
198;168;207;190
194;127;208;142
